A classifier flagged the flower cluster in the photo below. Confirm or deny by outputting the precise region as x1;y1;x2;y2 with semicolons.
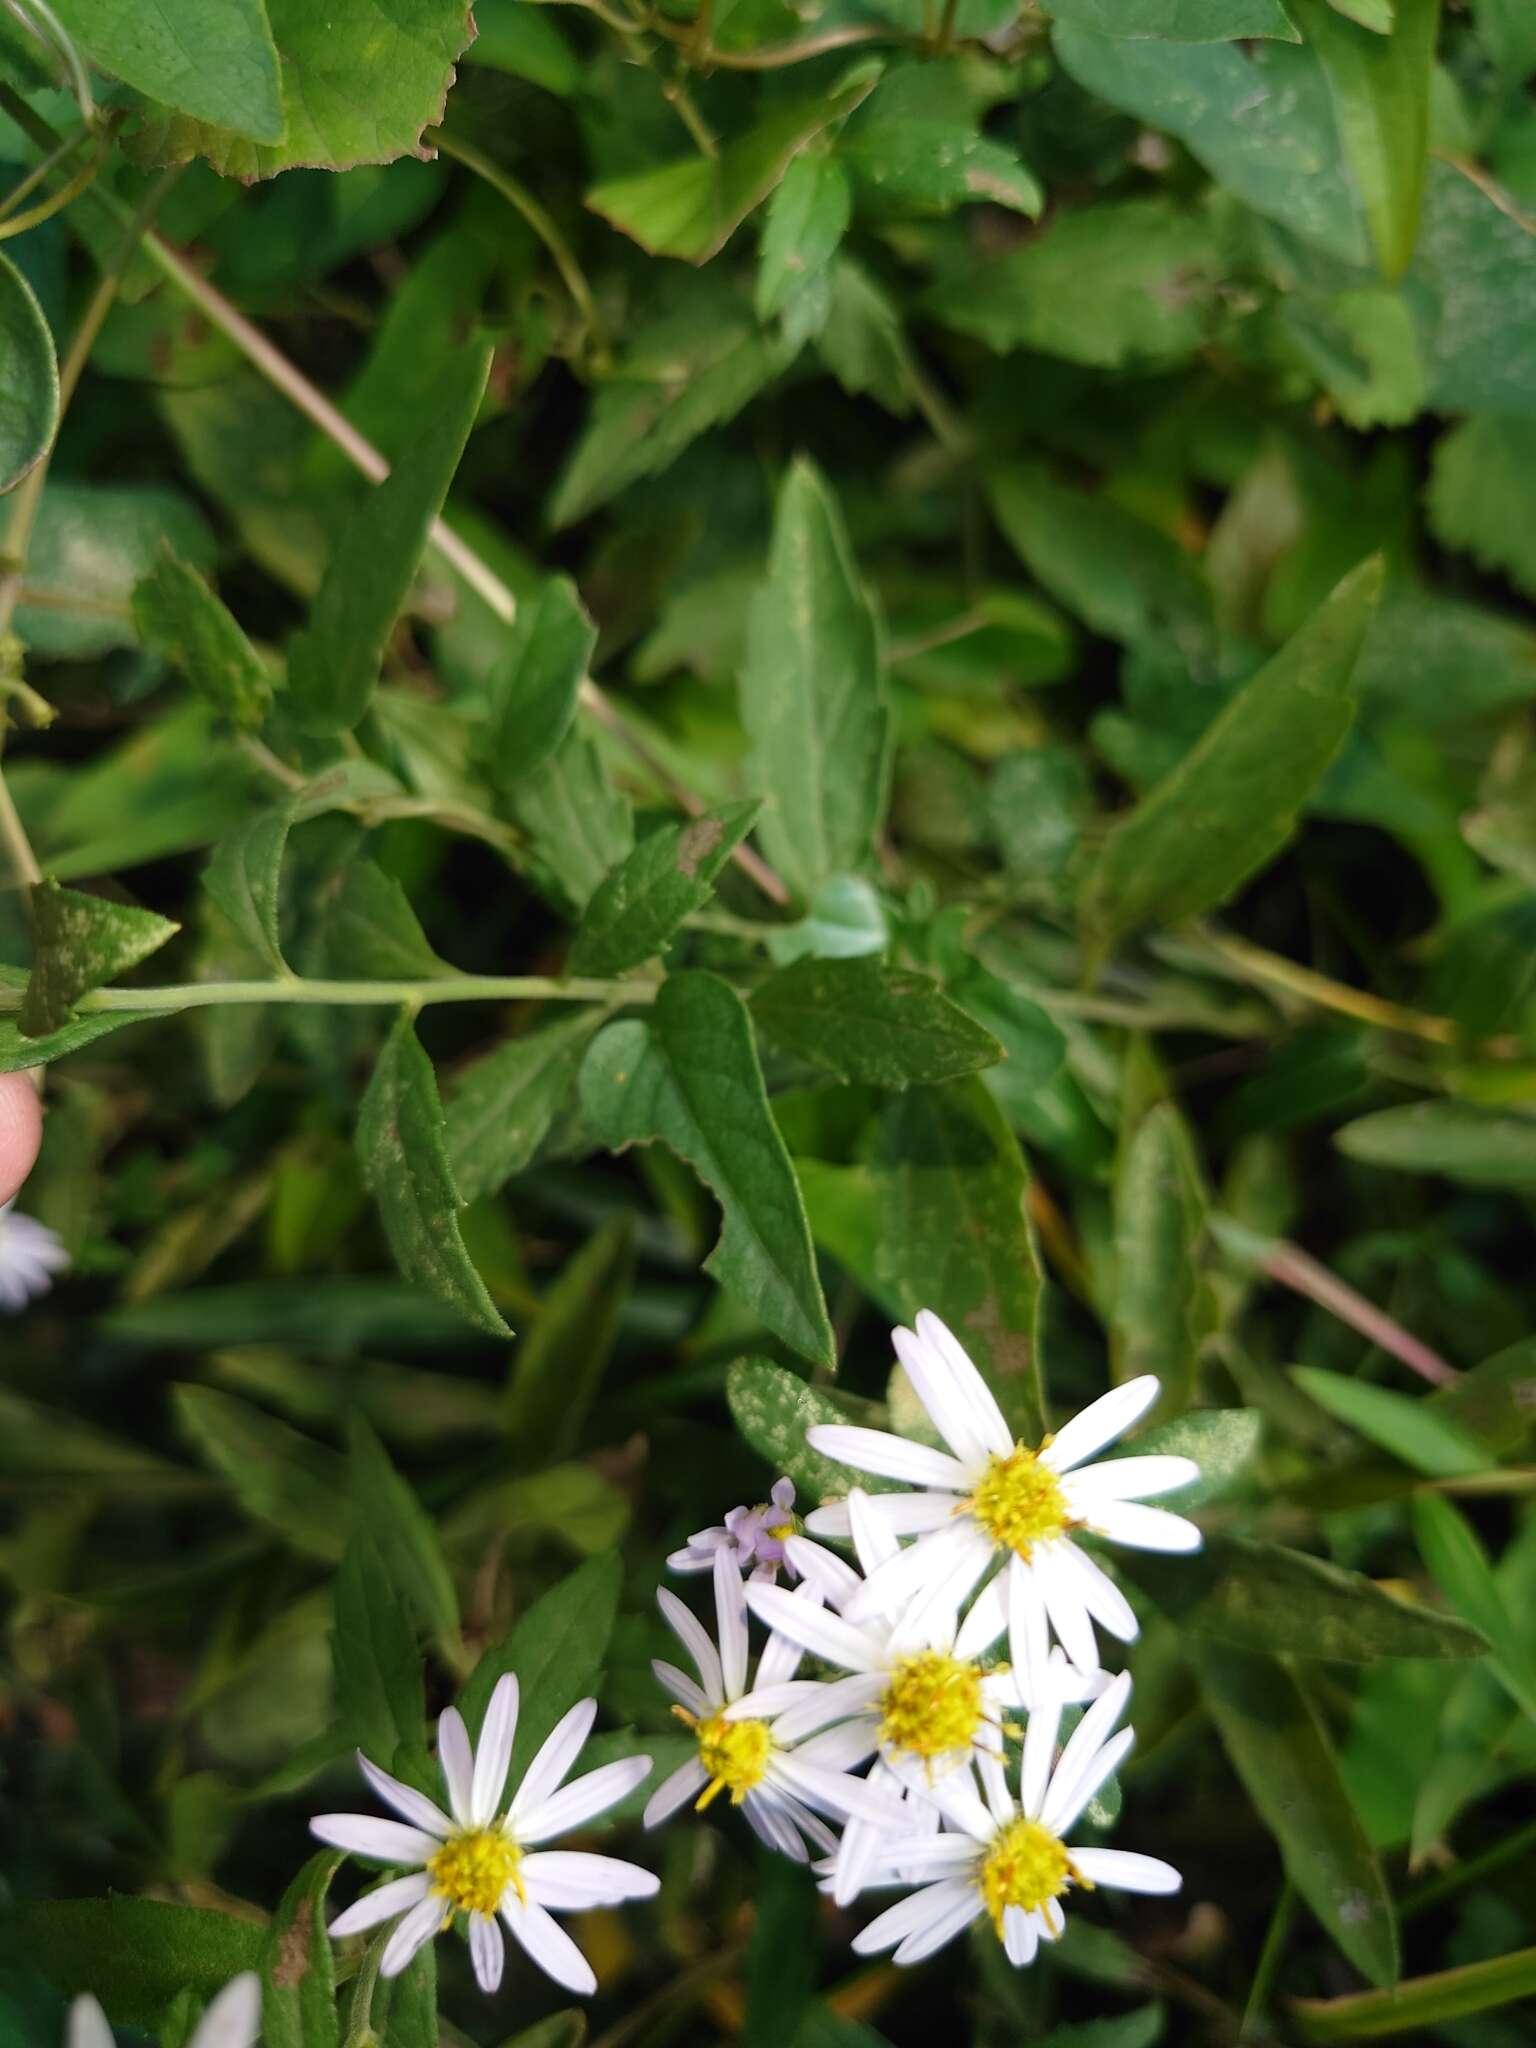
650;1310;1202;1970
306;1309;1201;2002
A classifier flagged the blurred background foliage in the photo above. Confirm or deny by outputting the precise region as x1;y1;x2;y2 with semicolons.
3;0;1536;2042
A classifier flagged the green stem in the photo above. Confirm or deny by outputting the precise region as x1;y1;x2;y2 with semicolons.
1239;1879;1293;2042
0;118;90;225
343;1929;388;2048
0;127;107;241
1400;1813;1536;1922
0;974;657;1015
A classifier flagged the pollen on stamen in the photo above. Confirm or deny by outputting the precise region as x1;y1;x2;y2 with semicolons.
686;1709;772;1808
968;1445;1074;1560
878;1649;985;1760
979;1816;1087;1937
428;1827;524;1917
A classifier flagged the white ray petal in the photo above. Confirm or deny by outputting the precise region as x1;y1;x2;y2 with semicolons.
714;1545;750;1700
436;1708;475;1828
845;1522;992;1627
794;1719;879;1774
853;1878;975;1958
1084;1501;1203;1554
379;1895;443;1978
885;1758;995;1843
191;1972;262;2048
757;1610;813;1689
67;1999;115;2048
806;1492;964;1541
892;1323;992;1470
893;1881;986;1964
469;1912;504;1993
356;1757;453;1839
652;1659;711;1718
768;1754;906;1828
471;1674;519;1827
657;1586;725;1703
1020;1680;1062;1825
1003;1903;1039;1969
914;1312;1013;1460
1045;1724;1135;1838
785;1535;862;1609
500;1894;596;1996
1067;1454;1201;1503
847;1486;902;1580
1040;1379;1160;1475
328;1872;432;1937
517;1756;653;1843
806;1425;972;1491
1055;1539;1139;1644
522;1851;660;1905
643;1758;707;1828
742;1786;807;1860
1043;1668;1130;1820
1035;1548;1098;1675
863;1833;980;1880
976;1746;1014;1828
511;1697;600;1824
768;1673;886;1745
1006;1556;1052;1715
746;1582;885;1673
723;1679;824;1722
954;1570;1008;1662
1072;1846;1182;1894
309;1814;437;1867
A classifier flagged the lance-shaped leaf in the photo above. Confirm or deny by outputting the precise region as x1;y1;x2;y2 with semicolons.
489;576;596;789
751;956;1003;1089
726;1356;900;1505
569;801;761;977
1080;557;1382;955
1334;1101;1536;1189
1112;1098;1213;1416
1195;1643;1398;1987
319;861;455;981
132;545;272;729
0;250;57;495
587;68;880;264
505;727;634;918
349;1414;459;1643
202;796;298;976
289;347;489;735
1291;1367;1491;1480
174;1385;350;1560
357;1012;511;1339
259;1852;341;2048
444;1010;603;1204
1413;1493;1536;1720
458;1551;621;1762
21;880;179;1037
1292;1945;1536;2043
333;1534;428;1780
505;1217;635;1463
580;971;834;1366
1290;0;1438;280
740;459;889;901
0;1008;160;1071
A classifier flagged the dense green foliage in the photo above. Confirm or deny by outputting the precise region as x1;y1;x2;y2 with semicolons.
2;0;1536;2043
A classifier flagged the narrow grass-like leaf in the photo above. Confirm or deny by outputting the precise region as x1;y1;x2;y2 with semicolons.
1412;1493;1536;1720
1335;1101;1536;1188
1292;1367;1491;1479
1291;1944;1536;2042
1112;1099;1211;1416
357;1013;510;1339
174;1385;349;1560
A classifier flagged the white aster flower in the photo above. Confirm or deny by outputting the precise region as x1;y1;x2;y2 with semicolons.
68;1974;259;2048
0;1198;68;1311
312;1673;657;1997
668;1476;801;1582
644;1544;906;1860
846;1670;1180;1968
742;1494;1103;1904
806;1311;1201;1686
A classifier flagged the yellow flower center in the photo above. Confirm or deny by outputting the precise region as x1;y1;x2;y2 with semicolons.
766;1518;796;1540
978;1817;1087;1935
683;1709;772;1808
878;1650;985;1759
428;1827;524;1917
968;1444;1072;1560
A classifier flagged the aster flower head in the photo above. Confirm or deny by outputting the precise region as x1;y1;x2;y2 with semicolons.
0;1198;68;1312
312;1673;657;1997
805;1311;1201;1687
68;1975;260;2048
845;1669;1179;1968
644;1544;906;1860
668;1476;801;1582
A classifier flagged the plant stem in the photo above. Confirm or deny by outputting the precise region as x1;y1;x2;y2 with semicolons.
428;127;609;354
1195;928;1468;1049
0;974;656;1015
648;17;891;66
1239;1879;1293;2042
0;118;90;225
342;1929;387;2048
0;126;107;240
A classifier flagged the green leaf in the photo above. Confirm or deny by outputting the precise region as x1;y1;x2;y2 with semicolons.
1289;0;1437;280
581;972;834;1366
1412;1493;1536;1721
174;1384;350;1559
1080;558;1382;953
496;2019;588;2048
505;1217;635;1463
1112;1100;1211;1417
123;0;474;177
1334;1101;1536;1187
24;1899;264;2028
131;546;272;729
0;1007;159;1071
333;1534;428;1774
18;482;215;659
357;1013;511;1339
1103;1407;1262;1513
505;727;634;918
1123;1533;1488;1660
349;1414;459;1643
467;4;580;93
444;1011;603;1204
569;801;761;976
1291;1368;1491;1480
727;1356;901;1505
1292;1946;1536;2043
1046;0;1298;32
757;151;850;326
765;874;889;966
319;861;454;981
458;1551;622;1764
259;1851;341;2048
1054;26;1369;264
376;1933;435;2048
745;1854;819;2048
1426;418;1536;603
929;201;1217;367
750;957;1004;1089
288;347;489;734
740;459;889;902
0;250;57;495
1194;1644;1398;1987
201;797;297;976
0;1387;181;1480
20;878;179;1037
843;114;1041;219
552;286;797;526
51;0;284;139
587;69;879;263
489;576;596;789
